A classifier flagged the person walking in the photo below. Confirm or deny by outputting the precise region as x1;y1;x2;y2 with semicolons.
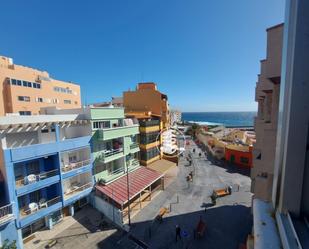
175;225;181;242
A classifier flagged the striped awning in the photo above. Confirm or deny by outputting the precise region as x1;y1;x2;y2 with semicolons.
96;167;163;206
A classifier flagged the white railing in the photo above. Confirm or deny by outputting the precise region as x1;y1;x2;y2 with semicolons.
130;143;139;150
20;196;61;217
130;159;140;167
0;204;14;223
64;182;93;198
61;159;91;172
15;169;59;187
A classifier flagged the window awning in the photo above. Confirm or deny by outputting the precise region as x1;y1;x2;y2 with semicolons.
96;167;163;206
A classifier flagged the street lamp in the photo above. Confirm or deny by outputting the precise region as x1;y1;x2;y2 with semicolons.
126;153;132;226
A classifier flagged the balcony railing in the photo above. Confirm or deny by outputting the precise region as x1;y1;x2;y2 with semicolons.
64;182;93;198
61;159;91;172
130;159;140;167
96;148;123;162
0;204;14;224
130;143;139;150
98;167;125;184
20;196;61;217
15;169;59;187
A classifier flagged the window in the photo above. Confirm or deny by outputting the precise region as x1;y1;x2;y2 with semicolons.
19;111;31;116
52;98;59;104
9;78;40;89
53;86;72;94
36;97;43;103
41;129;49;133
240;157;249;164
18;96;30;102
64;100;71;104
93;121;111;129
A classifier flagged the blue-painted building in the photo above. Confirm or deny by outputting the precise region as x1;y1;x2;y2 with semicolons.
0;114;94;248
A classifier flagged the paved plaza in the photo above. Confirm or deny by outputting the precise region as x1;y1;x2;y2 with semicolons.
27;139;252;249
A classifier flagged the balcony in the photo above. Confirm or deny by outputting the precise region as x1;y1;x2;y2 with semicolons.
0;204;14;225
96;125;139;141
130;142;140;153
15;169;60;196
19;196;61;218
128;159;140;171
5;136;91;162
16;169;59;187
62;159;91;172
97;167;125;184
95;148;124;163
63;182;93;200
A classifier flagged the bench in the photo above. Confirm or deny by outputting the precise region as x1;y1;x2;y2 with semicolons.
155;207;169;223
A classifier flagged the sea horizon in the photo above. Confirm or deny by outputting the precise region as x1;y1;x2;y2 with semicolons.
182;111;256;127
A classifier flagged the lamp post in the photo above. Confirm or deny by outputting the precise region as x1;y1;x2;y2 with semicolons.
126;153;132;226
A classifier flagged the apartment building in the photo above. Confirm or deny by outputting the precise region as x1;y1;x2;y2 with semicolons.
88;108;163;225
251;24;283;201
248;1;309;248
123;82;170;129
123;83;170;165
44;106;164;226
170;109;182;126
0;56;81;116
0;114;93;248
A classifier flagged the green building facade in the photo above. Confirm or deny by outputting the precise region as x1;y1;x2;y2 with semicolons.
89;108;140;184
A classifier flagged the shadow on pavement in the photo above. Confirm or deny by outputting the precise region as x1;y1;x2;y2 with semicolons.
96;204;252;249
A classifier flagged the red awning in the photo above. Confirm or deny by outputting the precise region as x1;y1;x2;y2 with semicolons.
96;167;163;206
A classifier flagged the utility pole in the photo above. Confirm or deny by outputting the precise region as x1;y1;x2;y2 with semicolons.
126;153;132;226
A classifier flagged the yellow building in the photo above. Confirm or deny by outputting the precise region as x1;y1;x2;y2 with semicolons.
0;56;81;116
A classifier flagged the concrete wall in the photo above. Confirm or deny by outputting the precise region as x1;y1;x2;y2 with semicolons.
93;196;123;227
251;24;283;201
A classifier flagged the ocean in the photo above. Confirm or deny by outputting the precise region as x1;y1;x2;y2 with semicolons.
182;112;256;127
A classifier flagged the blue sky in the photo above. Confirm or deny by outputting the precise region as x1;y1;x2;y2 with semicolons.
0;0;285;112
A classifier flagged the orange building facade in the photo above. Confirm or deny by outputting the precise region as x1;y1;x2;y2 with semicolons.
123;82;170;129
225;146;253;168
123;83;170;165
0;56;81;116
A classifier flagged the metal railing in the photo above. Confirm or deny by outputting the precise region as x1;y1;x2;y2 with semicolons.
20;196;61;217
0;204;13;222
130;159;140;167
61;159;91;172
64;182;93;198
97;148;123;161
15;169;59;187
130;143;139;150
99;167;125;184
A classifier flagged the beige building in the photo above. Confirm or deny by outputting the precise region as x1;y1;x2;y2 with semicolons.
0;56;81;116
251;24;283;201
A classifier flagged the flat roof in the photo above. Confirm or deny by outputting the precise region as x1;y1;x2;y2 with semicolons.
0;114;88;129
266;23;284;32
